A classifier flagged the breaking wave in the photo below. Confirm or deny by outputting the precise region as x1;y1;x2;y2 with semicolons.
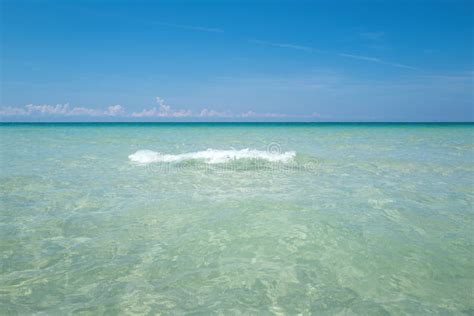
129;149;296;164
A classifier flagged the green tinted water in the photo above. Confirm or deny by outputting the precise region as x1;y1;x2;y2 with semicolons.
1;123;473;314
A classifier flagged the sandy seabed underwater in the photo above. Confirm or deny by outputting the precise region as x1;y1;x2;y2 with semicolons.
1;123;473;314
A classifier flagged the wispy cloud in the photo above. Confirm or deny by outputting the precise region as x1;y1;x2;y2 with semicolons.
338;53;417;70
72;7;224;34
357;30;390;51
250;39;317;52
359;31;385;41
417;74;474;81
250;38;417;70
153;22;224;33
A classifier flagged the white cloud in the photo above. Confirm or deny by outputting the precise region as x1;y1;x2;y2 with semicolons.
25;103;71;115
130;107;157;118
1;97;322;120
199;108;233;118
239;111;321;119
240;111;285;118
131;97;193;117
0;103;125;117
68;107;102;116
104;104;124;116
0;106;28;116
169;109;193;117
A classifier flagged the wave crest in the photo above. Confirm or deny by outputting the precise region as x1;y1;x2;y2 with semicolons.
128;149;296;164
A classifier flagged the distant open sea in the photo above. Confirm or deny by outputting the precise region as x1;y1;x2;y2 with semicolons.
1;123;473;314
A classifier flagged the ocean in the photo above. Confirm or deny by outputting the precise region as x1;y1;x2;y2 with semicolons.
1;123;473;314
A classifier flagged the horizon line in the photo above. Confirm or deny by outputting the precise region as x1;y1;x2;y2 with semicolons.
0;121;472;124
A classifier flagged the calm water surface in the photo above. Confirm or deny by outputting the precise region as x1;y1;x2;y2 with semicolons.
1;123;473;314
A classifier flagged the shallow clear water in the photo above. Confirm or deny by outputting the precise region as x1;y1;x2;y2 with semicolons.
1;123;473;314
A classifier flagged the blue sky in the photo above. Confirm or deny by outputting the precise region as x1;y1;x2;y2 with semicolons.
1;0;473;121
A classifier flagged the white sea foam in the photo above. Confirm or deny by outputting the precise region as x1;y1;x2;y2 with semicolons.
128;149;296;164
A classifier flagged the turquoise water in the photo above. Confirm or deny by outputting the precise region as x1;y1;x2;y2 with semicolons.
1;123;473;314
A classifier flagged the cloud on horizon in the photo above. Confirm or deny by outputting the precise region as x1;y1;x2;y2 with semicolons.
0;103;125;117
0;97;322;121
131;97;193;118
